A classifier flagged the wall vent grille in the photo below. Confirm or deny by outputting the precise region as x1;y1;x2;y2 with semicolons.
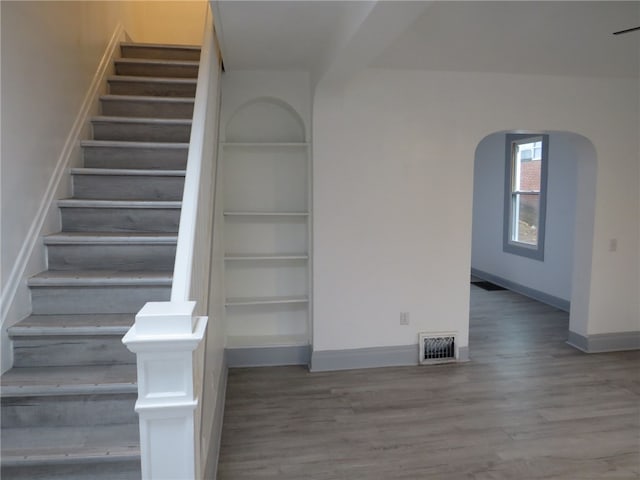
419;333;457;365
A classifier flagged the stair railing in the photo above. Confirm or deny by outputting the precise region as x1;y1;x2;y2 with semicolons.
123;4;222;479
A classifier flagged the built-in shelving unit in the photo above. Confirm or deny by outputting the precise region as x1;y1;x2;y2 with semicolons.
221;99;311;357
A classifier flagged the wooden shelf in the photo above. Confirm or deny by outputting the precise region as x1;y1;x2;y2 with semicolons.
225;254;308;261
223;211;309;217
225;295;308;307
226;334;309;348
222;142;309;148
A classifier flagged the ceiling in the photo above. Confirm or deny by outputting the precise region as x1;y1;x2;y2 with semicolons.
214;1;368;71
215;1;640;78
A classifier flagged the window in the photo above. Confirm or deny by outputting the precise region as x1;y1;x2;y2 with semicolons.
503;134;548;260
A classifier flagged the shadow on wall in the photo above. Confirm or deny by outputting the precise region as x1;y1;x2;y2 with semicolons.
471;130;597;338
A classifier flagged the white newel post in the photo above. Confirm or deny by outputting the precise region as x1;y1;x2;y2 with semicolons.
123;301;208;480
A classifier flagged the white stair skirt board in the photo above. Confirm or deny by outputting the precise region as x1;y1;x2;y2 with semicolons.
310;345;470;372
202;360;228;479
567;331;640;353
470;267;570;312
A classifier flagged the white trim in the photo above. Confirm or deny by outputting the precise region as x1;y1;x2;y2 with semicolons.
0;23;125;326
210;0;226;67
203;355;228;480
171;8;217;304
123;307;208;480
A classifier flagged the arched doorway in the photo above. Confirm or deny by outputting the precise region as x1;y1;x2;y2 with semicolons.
470;130;597;344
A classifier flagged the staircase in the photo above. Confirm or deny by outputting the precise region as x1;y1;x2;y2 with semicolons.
1;42;200;479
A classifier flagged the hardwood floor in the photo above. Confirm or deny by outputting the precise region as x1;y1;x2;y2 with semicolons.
217;286;640;479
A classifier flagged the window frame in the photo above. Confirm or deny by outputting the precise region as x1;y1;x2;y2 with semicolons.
503;133;549;261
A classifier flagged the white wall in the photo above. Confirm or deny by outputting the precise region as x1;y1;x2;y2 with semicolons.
312;68;639;356
471;132;581;304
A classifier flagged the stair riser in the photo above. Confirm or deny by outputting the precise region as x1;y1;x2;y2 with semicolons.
2;394;137;428
12;336;136;368
73;174;185;200
108;79;196;97
1;460;140;480
83;144;188;166
92;122;192;143
121;45;201;61
83;154;187;170
47;244;176;271
60;207;180;233
101;98;194;119
31;285;170;314
115;62;198;78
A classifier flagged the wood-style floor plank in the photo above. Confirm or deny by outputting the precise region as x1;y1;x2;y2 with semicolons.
217;286;640;479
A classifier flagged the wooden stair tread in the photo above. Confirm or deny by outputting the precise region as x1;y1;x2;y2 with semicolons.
28;270;173;287
70;167;186;177
115;57;199;67
8;313;135;336
1;364;136;396
91;115;192;125
81;139;189;148
1;423;139;463
58;199;181;208
121;41;200;51
44;232;178;244
100;94;195;104
107;75;197;84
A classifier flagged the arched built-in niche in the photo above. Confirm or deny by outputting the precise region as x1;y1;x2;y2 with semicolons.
470;130;597;341
221;95;311;362
225;97;306;143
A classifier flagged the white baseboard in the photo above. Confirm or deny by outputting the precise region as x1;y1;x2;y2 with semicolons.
0;23;126;373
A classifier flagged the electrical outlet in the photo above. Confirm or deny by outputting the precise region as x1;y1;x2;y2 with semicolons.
609;238;618;252
400;312;410;326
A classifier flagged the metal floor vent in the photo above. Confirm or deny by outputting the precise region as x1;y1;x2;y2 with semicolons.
419;333;456;365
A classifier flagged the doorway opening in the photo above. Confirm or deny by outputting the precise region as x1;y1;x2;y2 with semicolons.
470;130;597;347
